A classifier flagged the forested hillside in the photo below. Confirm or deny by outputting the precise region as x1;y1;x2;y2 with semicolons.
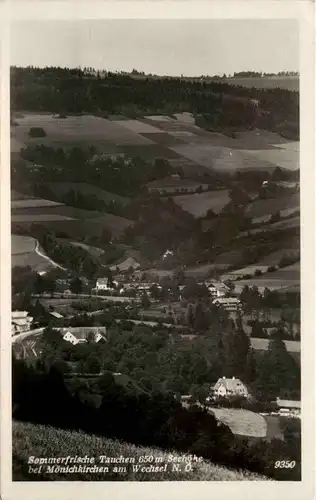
11;67;299;139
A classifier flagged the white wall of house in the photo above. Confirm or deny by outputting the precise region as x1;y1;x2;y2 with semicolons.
96;280;118;291
11;312;33;335
63;332;79;345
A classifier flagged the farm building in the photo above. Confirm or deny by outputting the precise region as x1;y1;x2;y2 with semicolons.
63;331;81;345
212;377;250;399
275;398;301;417
205;281;229;298
135;282;161;293
60;327;107;345
110;257;140;273
49;311;64;319
11;311;33;335
212;297;241;311
95;278;119;291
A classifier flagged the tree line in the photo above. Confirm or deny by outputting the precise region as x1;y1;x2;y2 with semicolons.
11;66;299;139
16;144;173;197
33;310;300;402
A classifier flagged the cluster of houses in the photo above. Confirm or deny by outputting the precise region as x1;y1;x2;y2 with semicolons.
95;278;163;295
59;327;107;346
95;278;240;300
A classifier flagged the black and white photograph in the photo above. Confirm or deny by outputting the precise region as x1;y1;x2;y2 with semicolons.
1;2;315;499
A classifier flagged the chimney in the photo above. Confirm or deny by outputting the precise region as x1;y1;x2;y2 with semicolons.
222;376;226;379
232;376;235;380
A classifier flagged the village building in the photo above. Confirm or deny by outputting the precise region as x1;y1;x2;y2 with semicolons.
276;398;301;417
11;311;33;335
110;257;140;273
212;377;250;398
212;297;241;311
62;331;80;345
49;311;64;319
163;249;174;259
95;278;119;291
205;281;229;298
60;326;107;345
135;282;162;293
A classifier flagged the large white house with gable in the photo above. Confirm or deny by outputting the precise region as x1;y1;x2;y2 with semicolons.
212;377;250;399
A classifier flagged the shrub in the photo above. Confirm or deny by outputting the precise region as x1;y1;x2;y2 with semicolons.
254;269;262;276
28;127;47;138
267;265;277;273
278;255;299;268
269;211;281;223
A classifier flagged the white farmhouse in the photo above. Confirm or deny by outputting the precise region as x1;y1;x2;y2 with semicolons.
61;327;107;345
212;377;250;398
212;297;241;311
63;331;81;345
163;249;174;259
205;281;229;298
95;278;119;291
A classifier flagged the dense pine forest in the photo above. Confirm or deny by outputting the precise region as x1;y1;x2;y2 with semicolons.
11;66;299;139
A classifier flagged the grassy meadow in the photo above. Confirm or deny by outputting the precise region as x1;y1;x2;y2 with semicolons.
209;408;267;438
13;421;269;481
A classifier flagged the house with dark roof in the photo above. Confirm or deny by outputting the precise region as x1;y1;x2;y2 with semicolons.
204;281;229;298
212;297;241;311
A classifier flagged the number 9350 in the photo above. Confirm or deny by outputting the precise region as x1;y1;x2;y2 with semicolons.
274;460;296;469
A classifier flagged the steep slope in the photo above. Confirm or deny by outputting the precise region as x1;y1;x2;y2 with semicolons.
13;421;269;481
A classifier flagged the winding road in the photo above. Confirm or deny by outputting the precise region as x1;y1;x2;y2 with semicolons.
35;241;66;271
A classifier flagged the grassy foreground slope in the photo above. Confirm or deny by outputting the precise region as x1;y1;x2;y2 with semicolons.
13;421;268;481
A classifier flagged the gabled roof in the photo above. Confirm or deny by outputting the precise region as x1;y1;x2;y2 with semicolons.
12;310;29;319
63;331;77;338
276;399;301;409
213;297;240;304
214;377;247;392
12;318;32;326
50;311;63;319
60;326;107;341
96;278;108;284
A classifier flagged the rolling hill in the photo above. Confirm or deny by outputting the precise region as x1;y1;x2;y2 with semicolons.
12;421;269;481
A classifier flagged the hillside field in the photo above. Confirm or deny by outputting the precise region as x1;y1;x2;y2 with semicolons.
171;190;230;217
208;408;267;438
12;421;267;481
11;198;64;209
11;234;55;273
11;204;134;238
12;112;299;175
245;194;299;220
